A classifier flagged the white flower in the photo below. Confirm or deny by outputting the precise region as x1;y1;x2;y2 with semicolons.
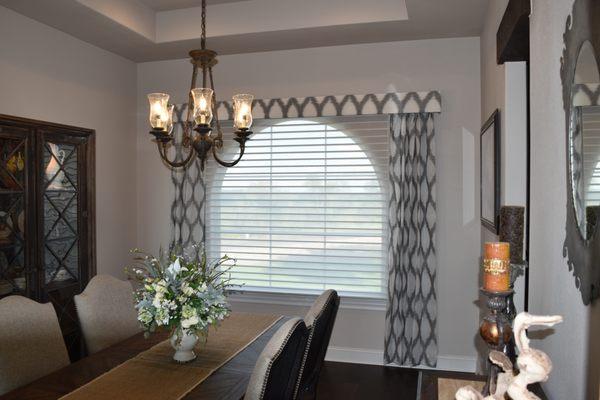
155;308;170;326
138;308;153;325
164;300;178;310
154;279;168;294
181;304;197;319
167;258;182;276
181;315;199;329
181;282;195;297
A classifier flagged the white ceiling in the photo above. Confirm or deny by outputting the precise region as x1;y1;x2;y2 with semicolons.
139;0;249;12
0;0;489;62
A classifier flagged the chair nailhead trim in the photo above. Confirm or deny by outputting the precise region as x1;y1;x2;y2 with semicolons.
293;292;337;399
259;319;304;400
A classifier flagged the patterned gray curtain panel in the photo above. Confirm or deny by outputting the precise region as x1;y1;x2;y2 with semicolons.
384;113;438;367
170;104;206;249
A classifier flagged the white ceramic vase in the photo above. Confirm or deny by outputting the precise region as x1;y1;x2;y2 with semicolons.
170;329;199;363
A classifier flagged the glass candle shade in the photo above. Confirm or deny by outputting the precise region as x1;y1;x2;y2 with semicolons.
233;94;254;130
483;242;510;292
165;104;175;134
191;88;214;126
148;93;170;130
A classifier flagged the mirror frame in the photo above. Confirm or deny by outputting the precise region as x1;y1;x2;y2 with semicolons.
562;0;600;304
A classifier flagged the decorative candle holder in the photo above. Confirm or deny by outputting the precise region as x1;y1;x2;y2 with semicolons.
479;288;514;396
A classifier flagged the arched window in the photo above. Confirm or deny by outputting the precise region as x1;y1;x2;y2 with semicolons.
206;116;388;297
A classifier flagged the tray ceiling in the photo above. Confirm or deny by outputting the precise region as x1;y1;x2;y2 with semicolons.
0;0;488;62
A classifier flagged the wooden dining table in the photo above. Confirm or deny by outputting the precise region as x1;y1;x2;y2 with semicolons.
1;314;288;400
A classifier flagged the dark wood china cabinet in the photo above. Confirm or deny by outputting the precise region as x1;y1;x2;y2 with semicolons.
0;114;95;361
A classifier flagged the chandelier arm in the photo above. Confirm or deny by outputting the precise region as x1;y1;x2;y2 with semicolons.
212;140;246;168
157;141;196;168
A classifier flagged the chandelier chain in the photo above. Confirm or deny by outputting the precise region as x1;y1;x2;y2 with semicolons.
201;0;207;50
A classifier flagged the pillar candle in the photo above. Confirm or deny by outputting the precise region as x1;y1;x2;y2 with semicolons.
499;206;525;264
483;242;510;292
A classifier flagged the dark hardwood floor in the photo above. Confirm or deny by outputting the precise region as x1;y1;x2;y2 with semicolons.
317;361;420;399
316;361;547;400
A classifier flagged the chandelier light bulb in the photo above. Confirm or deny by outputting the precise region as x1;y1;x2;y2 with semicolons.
191;88;214;126
147;93;170;130
233;94;254;130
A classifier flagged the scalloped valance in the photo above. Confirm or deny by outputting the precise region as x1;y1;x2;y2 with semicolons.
209;91;441;121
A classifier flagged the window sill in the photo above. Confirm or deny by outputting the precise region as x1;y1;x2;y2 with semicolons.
226;289;387;311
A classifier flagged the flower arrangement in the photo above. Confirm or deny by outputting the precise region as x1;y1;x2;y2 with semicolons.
128;244;236;343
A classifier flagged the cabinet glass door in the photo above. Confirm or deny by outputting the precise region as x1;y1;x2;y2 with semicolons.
42;141;79;286
0;132;29;298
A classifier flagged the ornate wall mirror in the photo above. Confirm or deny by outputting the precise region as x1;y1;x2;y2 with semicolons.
569;41;600;240
562;0;600;304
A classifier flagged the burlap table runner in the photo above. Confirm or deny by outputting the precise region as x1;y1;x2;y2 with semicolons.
60;313;282;400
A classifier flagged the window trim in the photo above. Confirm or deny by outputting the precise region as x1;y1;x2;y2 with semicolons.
226;289;387;311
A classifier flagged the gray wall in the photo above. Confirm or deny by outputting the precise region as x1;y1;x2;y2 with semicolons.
136;37;482;369
0;6;138;277
529;0;599;398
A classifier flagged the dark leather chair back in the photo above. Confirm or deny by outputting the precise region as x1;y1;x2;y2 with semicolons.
295;289;340;399
246;318;309;400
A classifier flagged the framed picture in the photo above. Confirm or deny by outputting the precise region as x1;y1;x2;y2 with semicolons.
480;109;500;234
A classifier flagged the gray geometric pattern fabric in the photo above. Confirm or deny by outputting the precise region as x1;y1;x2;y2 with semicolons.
170;103;206;249
572;83;600;106
169;92;442;249
215;91;441;120
384;113;438;367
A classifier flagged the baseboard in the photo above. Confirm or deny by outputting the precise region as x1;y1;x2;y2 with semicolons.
325;346;476;373
325;346;384;365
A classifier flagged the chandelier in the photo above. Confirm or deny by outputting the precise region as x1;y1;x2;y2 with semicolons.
146;0;254;171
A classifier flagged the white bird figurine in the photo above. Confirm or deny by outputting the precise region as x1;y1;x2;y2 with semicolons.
455;312;562;400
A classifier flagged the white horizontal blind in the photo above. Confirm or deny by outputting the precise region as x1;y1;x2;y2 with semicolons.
205;115;389;297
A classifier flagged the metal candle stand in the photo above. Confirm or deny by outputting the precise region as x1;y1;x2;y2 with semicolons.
479;262;527;396
480;288;513;395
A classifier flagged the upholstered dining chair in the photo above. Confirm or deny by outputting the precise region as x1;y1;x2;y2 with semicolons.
0;295;70;395
245;317;309;400
295;289;340;400
74;274;140;354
